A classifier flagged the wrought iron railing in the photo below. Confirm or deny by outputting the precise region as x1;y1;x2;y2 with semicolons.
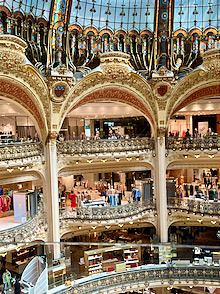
168;197;220;216
0;142;43;161
166;136;220;151
54;265;220;294
57;138;155;155
60;200;155;221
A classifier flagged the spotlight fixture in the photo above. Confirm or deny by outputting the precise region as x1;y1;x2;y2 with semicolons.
101;159;107;162
211;220;217;224
129;221;133;224
87;159;93;163
136;157;140;161
126;157;132;161
18;166;24;170
78;226;82;229
184;154;188;158
118;224;124;227
75;161;79;164
208;154;214;158
105;225;111;229
7;168;13;173
91;226;96;229
197;219;203;223
187;217;190;220
195;154;200;158
115;158;120;162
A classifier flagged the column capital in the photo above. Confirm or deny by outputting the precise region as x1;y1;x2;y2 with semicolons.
157;127;166;138
47;132;57;144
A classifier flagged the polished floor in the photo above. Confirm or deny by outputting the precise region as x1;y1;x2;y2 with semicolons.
0;215;21;231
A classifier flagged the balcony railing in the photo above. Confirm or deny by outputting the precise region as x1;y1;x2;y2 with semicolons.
60;200;155;222
0;142;43;161
166;136;220;151
54;265;220;294
57;138;155;155
0;208;46;244
168;197;220;216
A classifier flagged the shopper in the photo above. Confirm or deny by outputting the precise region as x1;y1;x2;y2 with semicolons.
2;269;11;292
185;129;190;137
13;276;21;294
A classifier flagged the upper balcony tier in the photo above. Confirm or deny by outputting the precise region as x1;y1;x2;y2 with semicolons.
166;137;220;151
0;137;220;169
57;138;154;156
0;142;44;168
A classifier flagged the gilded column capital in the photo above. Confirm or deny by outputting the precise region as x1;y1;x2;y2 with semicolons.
47;132;57;144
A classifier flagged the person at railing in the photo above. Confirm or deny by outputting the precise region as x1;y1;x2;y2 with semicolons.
205;127;218;137
193;128;199;138
169;131;174;137
94;131;100;140
185;129;191;138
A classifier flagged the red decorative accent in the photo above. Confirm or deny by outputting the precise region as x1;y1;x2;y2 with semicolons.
0;6;11;16
0;80;44;129
172;85;220;115
71;88;154;126
157;85;168;96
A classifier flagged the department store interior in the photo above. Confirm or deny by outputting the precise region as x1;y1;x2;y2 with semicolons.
0;0;220;294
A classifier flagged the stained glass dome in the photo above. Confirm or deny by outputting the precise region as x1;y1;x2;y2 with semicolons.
1;0;52;20
70;0;156;32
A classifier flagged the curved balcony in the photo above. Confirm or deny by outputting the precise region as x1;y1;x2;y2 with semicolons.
166;137;220;151
0;208;47;253
57;138;155;156
60;200;156;226
168;197;220;216
0;142;44;167
52;265;220;294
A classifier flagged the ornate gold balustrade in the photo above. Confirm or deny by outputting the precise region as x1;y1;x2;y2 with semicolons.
0;142;43;162
0;208;47;252
168;197;220;216
57;138;155;156
166;137;220;151
60;200;155;223
54;265;220;294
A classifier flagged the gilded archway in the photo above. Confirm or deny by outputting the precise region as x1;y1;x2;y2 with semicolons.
166;48;220;125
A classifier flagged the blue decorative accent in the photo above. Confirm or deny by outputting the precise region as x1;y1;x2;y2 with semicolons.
160;11;168;21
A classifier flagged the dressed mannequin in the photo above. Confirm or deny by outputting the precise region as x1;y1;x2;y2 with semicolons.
69;191;77;210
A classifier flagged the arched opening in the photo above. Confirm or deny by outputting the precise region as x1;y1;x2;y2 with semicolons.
167;84;220;246
0;77;47;141
60;87;156;136
57;90;155;220
0;95;45;232
0;96;42;141
61;101;152;140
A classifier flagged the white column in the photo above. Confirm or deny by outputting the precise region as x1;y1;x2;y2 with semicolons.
45;136;60;259
155;135;168;243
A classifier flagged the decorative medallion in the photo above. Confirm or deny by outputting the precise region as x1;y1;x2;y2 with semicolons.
157;85;168;96
50;81;70;103
55;84;66;97
153;81;171;100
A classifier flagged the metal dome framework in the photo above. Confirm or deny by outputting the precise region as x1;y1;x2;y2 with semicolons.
0;0;219;76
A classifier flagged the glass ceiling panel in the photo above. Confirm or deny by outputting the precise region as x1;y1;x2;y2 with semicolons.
0;0;52;20
70;0;155;32
174;0;220;31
